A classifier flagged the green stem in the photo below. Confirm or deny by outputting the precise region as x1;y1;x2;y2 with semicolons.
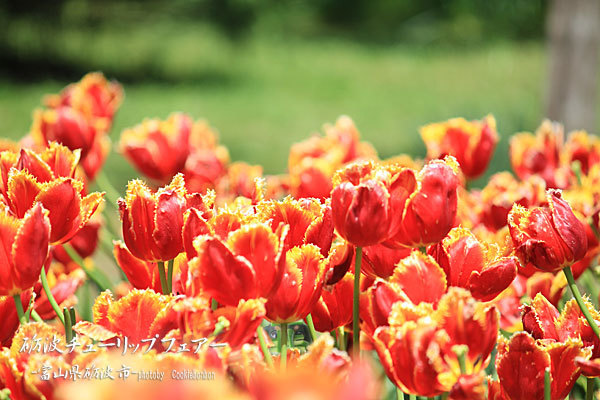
280;322;288;370
587;377;595;400
157;261;169;295
63;308;73;343
166;259;174;293
396;388;405;400
12;294;27;325
306;314;317;342
353;246;362;358
257;325;274;369
31;310;44;323
564;266;600;340
338;326;346;351
211;298;218;310
94;170;122;208
63;243;111;291
409;395;416;400
544;367;551;400
40;267;65;325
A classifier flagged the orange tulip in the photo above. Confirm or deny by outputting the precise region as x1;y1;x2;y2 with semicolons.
362;243;412;279
508;189;587;272
420;115;498;179
188;222;288;307
0;203;50;296
119;174;200;262
2;145;103;244
429;227;518;301
257;196;334;255
265;244;328;323
495;332;589;400
74;289;176;348
371;288;498;397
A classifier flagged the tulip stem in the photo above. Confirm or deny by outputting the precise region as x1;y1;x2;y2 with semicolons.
563;266;600;340
63;243;111;291
544;367;551;400
396;388;404;399
587;377;595;400
157;261;169;295
305;314;317;342
31;310;44;323
12;294;27;325
166;259;174;293
280;322;288;370
353;246;362;358
40;266;65;325
337;326;346;351
257;325;274;369
63;308;73;343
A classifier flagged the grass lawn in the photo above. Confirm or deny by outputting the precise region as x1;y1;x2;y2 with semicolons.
0;35;546;192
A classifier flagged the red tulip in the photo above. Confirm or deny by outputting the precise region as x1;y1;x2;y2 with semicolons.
420;115;498;179
0;203;50;296
508;189;587;272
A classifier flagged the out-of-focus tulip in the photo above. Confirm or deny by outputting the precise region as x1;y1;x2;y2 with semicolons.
429;227;518;301
33;268;85;320
479;172;546;231
45;72;123;124
495;332;589;400
0;204;50;296
384;157;460;248
288;116;377;199
119;174;201;262
188;222;288;307
266;244;328;323
563;130;600;175
331;160;416;247
508;189;587;272
120;113;193;184
509;120;570;189
52;218;101;264
420;115;498;179
31;107;101;159
249;335;381;400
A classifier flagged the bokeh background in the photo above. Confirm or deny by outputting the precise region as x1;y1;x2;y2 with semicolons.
1;0;598;190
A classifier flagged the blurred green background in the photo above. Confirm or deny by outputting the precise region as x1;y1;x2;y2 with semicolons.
0;0;550;190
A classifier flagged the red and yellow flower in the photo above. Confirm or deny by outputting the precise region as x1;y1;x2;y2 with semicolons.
0;203;50;296
331;160;416;247
420;115;498;179
508;189;587;272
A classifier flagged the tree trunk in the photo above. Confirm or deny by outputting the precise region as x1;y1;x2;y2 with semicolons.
546;0;600;132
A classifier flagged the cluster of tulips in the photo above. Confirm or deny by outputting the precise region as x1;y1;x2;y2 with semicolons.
2;73;600;400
